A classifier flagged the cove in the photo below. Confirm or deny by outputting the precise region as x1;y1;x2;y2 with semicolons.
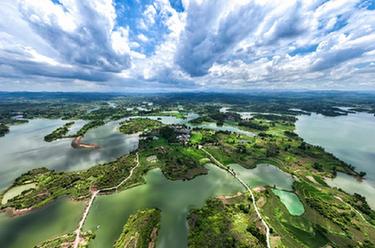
295;112;375;209
0;198;84;248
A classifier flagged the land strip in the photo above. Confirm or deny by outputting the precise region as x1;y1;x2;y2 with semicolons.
201;148;271;248
73;152;140;248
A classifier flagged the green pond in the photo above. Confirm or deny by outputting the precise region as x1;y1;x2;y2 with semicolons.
0;119;138;189
272;189;305;216
0;198;84;248
296;112;375;209
229;163;304;216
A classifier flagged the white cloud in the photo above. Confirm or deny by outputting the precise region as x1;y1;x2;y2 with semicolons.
0;0;374;91
137;33;149;42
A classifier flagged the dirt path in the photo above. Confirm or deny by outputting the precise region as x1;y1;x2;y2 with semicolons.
73;190;98;248
73;153;140;248
201;148;271;248
335;196;369;224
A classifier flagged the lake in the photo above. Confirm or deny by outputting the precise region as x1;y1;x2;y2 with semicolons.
0;115;301;247
295;112;375;208
0;119;138;190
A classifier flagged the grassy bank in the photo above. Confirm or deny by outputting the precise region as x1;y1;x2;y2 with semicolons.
114;208;161;248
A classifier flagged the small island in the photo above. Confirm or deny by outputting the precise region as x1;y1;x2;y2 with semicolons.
44;121;74;142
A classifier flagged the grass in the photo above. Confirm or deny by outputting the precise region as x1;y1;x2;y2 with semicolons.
35;231;94;248
114;208;161;248
188;194;266;248
1;154;138;210
119;118;163;134
44;121;74;142
139;137;209;180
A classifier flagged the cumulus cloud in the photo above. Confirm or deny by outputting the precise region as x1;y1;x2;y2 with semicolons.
0;0;132;85
0;0;374;91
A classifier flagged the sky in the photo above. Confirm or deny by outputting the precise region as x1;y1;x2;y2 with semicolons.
0;0;374;92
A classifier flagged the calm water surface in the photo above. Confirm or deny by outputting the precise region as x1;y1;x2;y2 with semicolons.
84;163;299;248
272;189;305;216
0;114;301;247
0;198;84;248
295;112;375;208
0;119;138;189
84;164;243;248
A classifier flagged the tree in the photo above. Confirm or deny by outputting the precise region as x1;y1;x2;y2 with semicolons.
359;171;367;177
313;162;323;171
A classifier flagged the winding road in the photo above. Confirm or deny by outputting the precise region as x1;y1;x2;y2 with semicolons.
201;148;271;248
73;153;140;248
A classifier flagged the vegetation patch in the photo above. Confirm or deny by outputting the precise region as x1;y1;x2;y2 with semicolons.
139;137;208;180
188;195;267;248
44;121;74;142
0;123;9;137
1;154;137;210
35;231;94;248
119;118;163;134
76;120;105;136
114;208;161;248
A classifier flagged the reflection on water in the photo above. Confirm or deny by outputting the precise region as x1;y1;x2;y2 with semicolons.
0;119;138;189
296;112;375;209
326;172;375;209
229;163;295;190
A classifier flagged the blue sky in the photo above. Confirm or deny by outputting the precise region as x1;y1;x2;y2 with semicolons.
0;0;374;92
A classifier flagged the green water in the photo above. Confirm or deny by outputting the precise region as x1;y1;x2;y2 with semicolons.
84;163;297;248
230;163;305;216
296;112;375;209
0;119;138;189
0;115;298;247
0;198;84;248
0;163;297;248
272;189;305;216
84;164;243;248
